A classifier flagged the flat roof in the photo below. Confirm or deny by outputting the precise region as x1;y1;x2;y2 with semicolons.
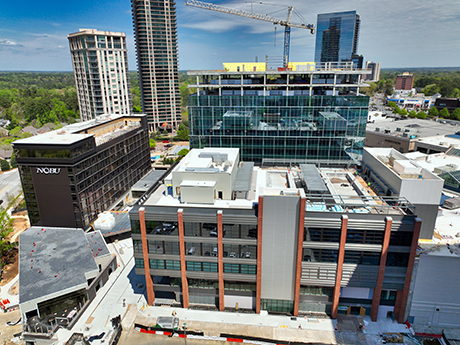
68;29;126;38
366;118;458;139
92;211;131;237
14;114;144;146
175;148;239;174
300;164;327;192
19;227;109;304
131;170;165;192
142;163;413;216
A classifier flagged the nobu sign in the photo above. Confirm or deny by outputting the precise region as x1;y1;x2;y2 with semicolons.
36;167;61;175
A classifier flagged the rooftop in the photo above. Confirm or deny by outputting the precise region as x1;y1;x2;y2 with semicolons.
131;169;166;193
175;148;239;174
366;118;459;139
141;150;414;216
19;227;110;304
92;211;132;238
365;147;442;180
14;114;144;147
68;29;126;38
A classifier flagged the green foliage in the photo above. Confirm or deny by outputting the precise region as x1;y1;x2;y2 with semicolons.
416;111;427;119
149;138;156;148
452;108;460;121
131;86;142;113
408;110;417;118
399;108;408;116
177;149;189;160
0;208;15;267
0;159;10;171
162;157;175;165
381;68;460;98
175;123;189;141
9;154;17;169
428;107;438;117
440;108;450;118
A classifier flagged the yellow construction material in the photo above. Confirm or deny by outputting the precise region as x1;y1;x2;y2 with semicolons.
223;62;266;72
287;62;315;71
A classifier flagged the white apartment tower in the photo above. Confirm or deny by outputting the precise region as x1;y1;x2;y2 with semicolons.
68;29;132;121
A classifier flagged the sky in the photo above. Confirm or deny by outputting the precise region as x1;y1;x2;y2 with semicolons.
0;0;459;71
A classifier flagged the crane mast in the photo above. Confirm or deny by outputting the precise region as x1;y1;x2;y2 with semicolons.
185;0;315;67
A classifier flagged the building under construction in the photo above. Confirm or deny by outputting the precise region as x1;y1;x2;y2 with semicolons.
188;62;371;165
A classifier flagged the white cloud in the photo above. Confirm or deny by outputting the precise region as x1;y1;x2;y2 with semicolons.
0;38;19;46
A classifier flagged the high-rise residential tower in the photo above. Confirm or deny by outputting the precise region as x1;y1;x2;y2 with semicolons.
68;29;132;121
314;11;360;64
132;0;181;131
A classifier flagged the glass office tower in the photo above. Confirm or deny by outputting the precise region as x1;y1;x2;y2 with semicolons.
188;67;369;165
314;11;360;64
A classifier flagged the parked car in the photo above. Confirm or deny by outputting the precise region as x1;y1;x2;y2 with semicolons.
187;247;195;255
210;228;226;237
156;222;177;235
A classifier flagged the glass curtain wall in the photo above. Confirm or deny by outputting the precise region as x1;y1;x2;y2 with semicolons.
189;95;368;164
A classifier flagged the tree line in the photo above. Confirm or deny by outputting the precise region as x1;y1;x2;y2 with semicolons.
362;68;460;98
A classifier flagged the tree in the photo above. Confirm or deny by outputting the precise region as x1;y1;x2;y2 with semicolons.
177;149;189;160
428;106;438;117
176;124;189;141
149;138;156;149
399;108;408;116
408;110;417;118
9;154;17;169
0;159;10;171
452;108;460;121
416;111;427;119
0;208;15;268
440;107;450;119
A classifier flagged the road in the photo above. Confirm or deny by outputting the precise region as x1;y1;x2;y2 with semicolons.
0;169;21;206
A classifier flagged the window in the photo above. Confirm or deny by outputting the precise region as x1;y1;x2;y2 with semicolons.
149;259;163;269
165;260;181;270
202;262;218;272
305;228;340;242
131;220;141;233
300;286;333;297
133;240;143;253
135;258;144;268
186;261;202;271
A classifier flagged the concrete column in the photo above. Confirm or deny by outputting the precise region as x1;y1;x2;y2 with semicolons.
397;218;422;324
139;207;155;305
256;197;263;314
293;197;306;317
393;289;403;320
371;217;393;321
177;209;189;308
332;215;348;319
217;210;224;311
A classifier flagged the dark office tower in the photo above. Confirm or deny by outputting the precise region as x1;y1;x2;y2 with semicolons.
315;11;360;64
132;0;181;132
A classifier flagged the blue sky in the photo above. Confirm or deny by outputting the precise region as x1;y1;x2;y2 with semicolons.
1;0;459;71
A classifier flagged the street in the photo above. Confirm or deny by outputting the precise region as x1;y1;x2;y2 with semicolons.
0;169;21;206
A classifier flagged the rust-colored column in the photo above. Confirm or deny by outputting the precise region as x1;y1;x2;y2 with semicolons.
256;197;263;314
371;216;393;321
177;209;189;308
139;207;155;305
293;197;306;317
397;218;422;324
217;210;224;311
393;290;403;320
331;215;348;319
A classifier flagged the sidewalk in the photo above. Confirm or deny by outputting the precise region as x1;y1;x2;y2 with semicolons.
0;273;19;308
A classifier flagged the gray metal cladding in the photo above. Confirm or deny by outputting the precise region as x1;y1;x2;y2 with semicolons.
261;195;300;300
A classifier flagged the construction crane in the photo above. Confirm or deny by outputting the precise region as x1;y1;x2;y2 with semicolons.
184;0;315;67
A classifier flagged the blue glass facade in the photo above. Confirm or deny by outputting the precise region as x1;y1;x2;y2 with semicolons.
314;11;360;63
189;94;369;165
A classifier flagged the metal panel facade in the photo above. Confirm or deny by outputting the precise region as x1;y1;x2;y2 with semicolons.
261;195;300;300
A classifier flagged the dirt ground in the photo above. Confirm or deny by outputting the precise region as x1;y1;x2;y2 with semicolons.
0;211;30;287
0;308;23;345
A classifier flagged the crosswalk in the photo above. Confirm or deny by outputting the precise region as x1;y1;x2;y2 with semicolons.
0;180;21;186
